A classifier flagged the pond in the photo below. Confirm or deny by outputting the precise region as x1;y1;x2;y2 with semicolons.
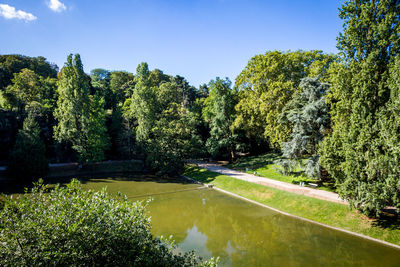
81;176;400;267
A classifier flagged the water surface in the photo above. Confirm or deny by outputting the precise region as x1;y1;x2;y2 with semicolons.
82;176;400;267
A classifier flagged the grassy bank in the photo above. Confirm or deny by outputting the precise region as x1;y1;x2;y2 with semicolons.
184;165;400;246
225;153;335;192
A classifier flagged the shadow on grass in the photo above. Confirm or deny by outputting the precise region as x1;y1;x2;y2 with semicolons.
373;216;400;231
184;166;220;184
225;153;280;170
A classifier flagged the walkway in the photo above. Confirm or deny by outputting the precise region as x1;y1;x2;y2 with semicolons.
190;161;347;205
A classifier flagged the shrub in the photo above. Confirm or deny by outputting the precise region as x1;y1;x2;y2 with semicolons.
0;179;217;266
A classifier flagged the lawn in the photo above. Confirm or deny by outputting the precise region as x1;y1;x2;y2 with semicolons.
184;165;400;246
224;153;336;192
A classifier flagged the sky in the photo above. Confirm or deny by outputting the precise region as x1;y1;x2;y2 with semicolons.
0;0;344;87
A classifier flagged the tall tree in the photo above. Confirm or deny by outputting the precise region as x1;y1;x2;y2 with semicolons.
234;50;336;147
203;78;243;160
277;77;330;179
54;54;109;163
146;104;202;175
319;0;400;216
127;62;201;174
128;62;157;145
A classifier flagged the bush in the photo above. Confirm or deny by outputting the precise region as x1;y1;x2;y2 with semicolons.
0;180;217;266
7;114;48;181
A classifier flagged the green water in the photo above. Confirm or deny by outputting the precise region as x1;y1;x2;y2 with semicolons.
82;176;400;266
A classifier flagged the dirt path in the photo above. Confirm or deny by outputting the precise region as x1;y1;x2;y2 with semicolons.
190;161;347;205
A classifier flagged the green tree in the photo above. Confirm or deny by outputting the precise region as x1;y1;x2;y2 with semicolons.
128;62;157;145
0;179;217;266
54;54;109;163
204;78;243;160
127;62;202;174
319;0;400;216
149;68;170;87
234;50;335;147
8;114;48;181
2;69;57;123
110;71;134;107
276;77;330;179
6;68;41;115
90;68;113;109
0;55;58;91
146;104;202;175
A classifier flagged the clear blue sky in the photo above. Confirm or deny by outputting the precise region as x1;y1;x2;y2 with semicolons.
0;0;344;87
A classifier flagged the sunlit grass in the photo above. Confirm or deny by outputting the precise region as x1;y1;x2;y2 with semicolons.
225;153;336;192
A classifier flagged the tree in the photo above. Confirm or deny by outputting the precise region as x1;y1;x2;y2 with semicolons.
54;54;109;163
276;77;330;179
90;68;113;109
203;78;243;160
128;62;157;145
319;0;400;216
127;62;202;174
146;104;202;175
8;114;48;181
0;179;217;266
6;68;41;115
149;68;170;87
4;69;58;120
110;71;134;108
0;55;58;91
234;50;336;147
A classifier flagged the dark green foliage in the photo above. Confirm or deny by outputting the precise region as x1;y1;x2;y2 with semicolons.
54;54;109;163
146;105;202;175
0;179;216;266
203;78;244;160
277;77;330;179
90;68;113;109
127;63;202;175
149;69;170;87
7;114;48;181
0;55;58;91
110;71;135;107
319;0;400;217
172;75;198;108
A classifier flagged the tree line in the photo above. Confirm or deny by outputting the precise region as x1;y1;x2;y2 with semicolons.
1;0;399;217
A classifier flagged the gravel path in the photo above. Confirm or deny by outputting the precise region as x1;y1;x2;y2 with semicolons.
190;161;347;205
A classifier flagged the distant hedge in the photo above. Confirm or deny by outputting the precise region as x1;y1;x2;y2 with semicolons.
0;180;217;266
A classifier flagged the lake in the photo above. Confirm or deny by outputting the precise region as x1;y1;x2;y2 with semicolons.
82;176;400;266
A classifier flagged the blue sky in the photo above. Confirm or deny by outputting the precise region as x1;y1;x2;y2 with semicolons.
0;0;344;87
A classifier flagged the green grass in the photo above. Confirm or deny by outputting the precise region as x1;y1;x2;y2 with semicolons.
225;153;336;192
184;165;400;246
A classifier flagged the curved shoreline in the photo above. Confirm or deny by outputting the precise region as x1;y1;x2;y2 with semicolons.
182;175;400;251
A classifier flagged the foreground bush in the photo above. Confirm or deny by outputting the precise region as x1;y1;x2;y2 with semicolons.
0;180;217;266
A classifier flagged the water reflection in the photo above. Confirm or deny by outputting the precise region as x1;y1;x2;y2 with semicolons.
82;178;400;267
